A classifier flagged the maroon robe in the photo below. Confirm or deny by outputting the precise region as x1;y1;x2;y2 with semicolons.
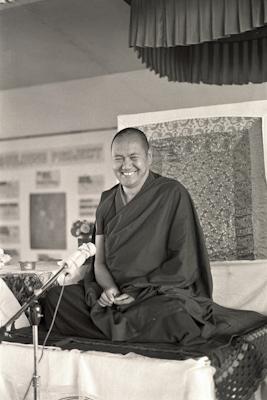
82;172;266;344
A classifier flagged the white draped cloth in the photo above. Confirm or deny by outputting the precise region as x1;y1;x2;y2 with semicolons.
1;260;267;399
0;278;29;330
0;342;215;400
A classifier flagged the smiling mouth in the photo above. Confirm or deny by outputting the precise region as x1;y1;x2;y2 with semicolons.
121;171;137;176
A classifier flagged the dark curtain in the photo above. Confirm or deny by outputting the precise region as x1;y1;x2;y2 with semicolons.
126;0;267;84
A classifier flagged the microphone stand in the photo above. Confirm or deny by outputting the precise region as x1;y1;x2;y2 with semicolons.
0;263;68;400
0;242;95;399
29;300;42;400
1;242;95;336
0;264;67;336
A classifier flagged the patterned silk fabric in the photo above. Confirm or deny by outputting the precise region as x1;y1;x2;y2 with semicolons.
2;272;54;305
138;117;267;261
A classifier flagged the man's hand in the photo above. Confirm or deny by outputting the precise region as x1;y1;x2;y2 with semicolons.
113;293;135;306
97;287;120;307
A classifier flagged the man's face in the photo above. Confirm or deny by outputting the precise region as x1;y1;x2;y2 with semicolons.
111;135;152;190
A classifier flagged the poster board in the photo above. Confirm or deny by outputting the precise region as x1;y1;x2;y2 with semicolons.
0;129;116;262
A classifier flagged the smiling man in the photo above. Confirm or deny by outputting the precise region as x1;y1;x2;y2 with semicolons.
111;128;152;196
86;127;216;342
44;127;267;344
93;129;153;310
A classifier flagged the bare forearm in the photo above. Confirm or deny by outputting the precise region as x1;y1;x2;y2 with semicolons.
95;263;135;307
94;234;120;306
94;262;118;291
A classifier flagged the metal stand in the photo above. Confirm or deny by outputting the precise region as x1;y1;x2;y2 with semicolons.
0;263;69;400
29;301;42;400
0;263;67;335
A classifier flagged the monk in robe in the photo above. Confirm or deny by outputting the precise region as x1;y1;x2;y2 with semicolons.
44;128;267;346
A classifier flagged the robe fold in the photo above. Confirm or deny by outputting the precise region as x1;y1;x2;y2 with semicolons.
83;172;267;344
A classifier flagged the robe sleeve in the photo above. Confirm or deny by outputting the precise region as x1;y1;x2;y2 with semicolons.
95;186;118;235
95;202;104;235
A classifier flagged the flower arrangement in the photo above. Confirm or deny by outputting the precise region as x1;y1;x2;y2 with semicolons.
0;248;11;269
70;219;94;245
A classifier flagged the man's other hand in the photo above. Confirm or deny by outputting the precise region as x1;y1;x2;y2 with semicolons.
113;293;135;305
97;287;120;307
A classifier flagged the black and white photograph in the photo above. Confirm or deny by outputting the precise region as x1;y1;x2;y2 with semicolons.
79;198;100;220
0;202;19;220
0;180;19;199
30;193;66;250
78;175;104;195
0;1;267;399
0;225;20;244
36;170;61;189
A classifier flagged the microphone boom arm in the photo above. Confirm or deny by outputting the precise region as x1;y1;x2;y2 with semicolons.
0;242;96;336
0;263;67;335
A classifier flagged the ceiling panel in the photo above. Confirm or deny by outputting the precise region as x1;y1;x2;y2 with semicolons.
0;0;144;90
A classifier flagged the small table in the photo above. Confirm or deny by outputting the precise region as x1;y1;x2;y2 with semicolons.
0;262;58;305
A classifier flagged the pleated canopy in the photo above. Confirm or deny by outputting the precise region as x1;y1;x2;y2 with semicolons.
127;0;267;84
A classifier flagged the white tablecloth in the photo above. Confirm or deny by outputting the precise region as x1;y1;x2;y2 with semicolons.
0;342;215;400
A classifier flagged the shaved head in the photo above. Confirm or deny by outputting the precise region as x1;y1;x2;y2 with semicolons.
111;127;152;192
111;128;149;153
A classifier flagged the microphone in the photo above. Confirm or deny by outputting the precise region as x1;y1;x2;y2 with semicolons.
57;242;96;282
32;243;96;296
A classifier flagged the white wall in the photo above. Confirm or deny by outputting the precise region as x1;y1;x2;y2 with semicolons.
0;69;267;139
0;69;266;261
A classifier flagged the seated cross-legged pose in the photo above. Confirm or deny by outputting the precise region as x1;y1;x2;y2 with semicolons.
44;128;267;345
